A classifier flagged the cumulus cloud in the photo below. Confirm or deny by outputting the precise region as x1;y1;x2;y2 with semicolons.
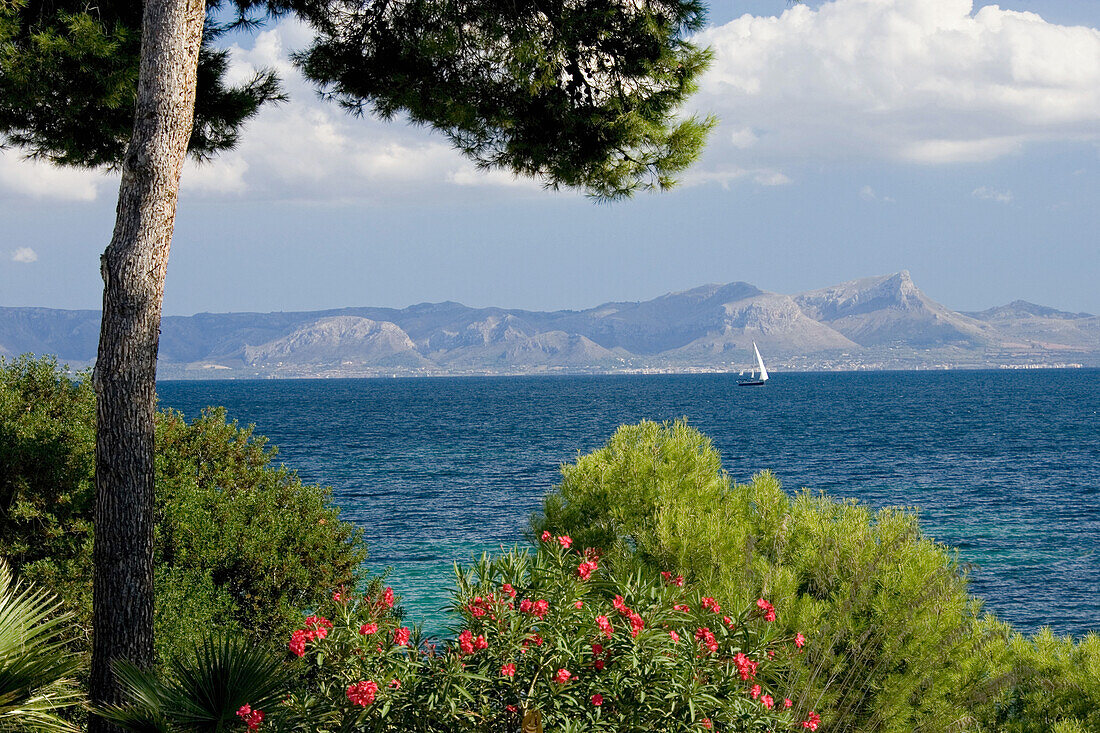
972;186;1013;203
690;0;1100;173
0;151;107;201
11;247;37;263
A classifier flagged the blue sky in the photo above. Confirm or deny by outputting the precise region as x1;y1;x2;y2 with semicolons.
1;0;1098;316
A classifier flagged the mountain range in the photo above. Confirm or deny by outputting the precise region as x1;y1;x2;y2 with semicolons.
2;272;1096;377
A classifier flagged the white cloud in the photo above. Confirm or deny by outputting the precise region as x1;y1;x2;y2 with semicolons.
972;185;1013;203
0;151;107;201
10;247;37;263
690;0;1100;173
860;185;878;201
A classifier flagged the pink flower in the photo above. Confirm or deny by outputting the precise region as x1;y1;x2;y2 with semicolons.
558;535;573;549
756;598;776;622
475;634;488;650
702;719;713;730
628;611;645;637
553;668;572;684
784;698;793;709
526;633;543;646
519;598;533;614
701;597;721;613
389;679;401;689
795;632;806;649
591;693;603;706
734;652;758;680
501;583;517;598
673;604;691;613
288;629;308;657
359;623;378;635
577;560;599;580
669;630;680;642
380;587;395;608
722;615;734;628
612;596;629;614
596;616;613;638
541;531;552;542
333;591;343;603
694;627;718;653
575;600;584;609
236;704;265;731
501;662;516;677
751;684;761;700
506;704;518;713
762;694;774;709
393;627;410;646
459;629;475;655
532;599;550;619
346;680;378;707
803;711;821;731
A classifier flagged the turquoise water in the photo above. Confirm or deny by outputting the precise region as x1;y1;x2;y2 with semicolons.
158;370;1100;637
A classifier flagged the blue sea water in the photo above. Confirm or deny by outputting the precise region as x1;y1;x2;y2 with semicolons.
158;370;1100;637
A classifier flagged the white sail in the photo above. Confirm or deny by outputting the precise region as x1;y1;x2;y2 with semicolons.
753;342;769;382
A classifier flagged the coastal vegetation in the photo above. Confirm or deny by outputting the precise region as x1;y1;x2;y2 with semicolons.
1;355;1098;731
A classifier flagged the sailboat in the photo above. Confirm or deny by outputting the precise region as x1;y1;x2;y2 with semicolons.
738;342;769;386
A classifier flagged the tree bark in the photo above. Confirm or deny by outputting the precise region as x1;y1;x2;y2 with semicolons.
89;0;205;727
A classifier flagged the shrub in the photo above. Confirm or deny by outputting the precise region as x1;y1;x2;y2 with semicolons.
0;355;369;662
534;420;996;732
124;539;815;731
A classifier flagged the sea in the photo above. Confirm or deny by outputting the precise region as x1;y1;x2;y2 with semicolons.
158;369;1100;638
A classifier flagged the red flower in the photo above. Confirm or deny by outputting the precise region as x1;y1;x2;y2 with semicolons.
346;680;379;707
595;658;605;670
701;719;713;730
673;604;691;613
525;633;543;646
701;597;721;613
359;623;378;635
501;662;516;677
612;596;629;615
591;643;604;655
577;560;599;580
734;652;758;680
628;611;645;638
762;693;774;709
393;627;410;646
380;587;395;608
784;698;793;709
596;615;613;638
459;630;475;655
591;693;603;706
519;598;533;614
558;535;573;549
333;591;343;603
501;583;517;598
751;684;761;700
390;678;401;689
803;711;821;731
235;704;265;732
506;704;518;713
288;630;308;657
722;615;734;628
756;598;776;622
669;630;680;642
694;627;718;653
553;668;572;684
795;632;806;649
475;634;488;650
532;600;550;619
575;600;584;609
541;531;552;542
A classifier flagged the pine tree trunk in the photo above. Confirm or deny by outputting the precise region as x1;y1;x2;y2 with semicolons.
88;0;205;728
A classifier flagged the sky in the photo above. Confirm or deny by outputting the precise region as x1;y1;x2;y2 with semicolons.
1;0;1098;317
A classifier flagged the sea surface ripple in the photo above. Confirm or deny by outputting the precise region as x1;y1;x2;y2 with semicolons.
158;370;1100;637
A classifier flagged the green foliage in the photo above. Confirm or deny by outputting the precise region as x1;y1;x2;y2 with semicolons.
975;626;1100;733
298;0;715;199
99;634;288;733
0;0;284;167
0;355;368;664
0;558;82;732
534;419;995;732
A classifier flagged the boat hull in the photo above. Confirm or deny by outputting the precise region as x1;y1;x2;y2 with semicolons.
738;380;766;386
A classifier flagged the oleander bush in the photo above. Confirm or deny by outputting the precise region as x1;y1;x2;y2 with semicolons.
108;538;819;732
0;355;369;663
533;419;998;732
